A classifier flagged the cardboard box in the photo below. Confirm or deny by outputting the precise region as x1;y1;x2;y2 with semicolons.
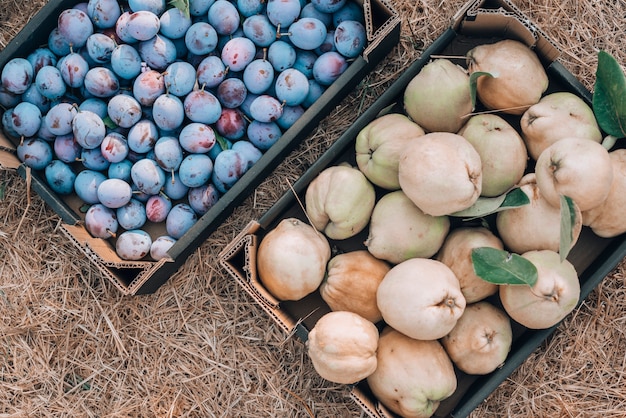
0;0;401;295
219;1;626;416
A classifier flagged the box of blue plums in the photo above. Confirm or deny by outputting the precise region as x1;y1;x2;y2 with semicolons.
0;0;400;294
219;0;626;416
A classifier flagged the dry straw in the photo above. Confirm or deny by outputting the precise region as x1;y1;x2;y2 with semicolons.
1;0;625;417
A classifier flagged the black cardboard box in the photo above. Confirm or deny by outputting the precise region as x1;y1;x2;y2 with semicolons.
0;0;401;295
218;0;626;416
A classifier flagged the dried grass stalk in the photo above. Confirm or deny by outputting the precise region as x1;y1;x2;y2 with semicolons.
1;0;625;417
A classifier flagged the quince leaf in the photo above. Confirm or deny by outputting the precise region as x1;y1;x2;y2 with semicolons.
592;50;626;139
450;187;529;219
471;247;538;286
559;195;578;262
469;71;493;111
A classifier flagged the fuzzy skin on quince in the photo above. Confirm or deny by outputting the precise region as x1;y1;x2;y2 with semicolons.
305;164;376;240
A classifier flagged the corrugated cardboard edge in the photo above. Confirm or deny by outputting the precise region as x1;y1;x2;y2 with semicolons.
350;387;383;418
362;0;401;62
60;223;169;295
454;0;561;62
0;132;21;169
218;220;298;334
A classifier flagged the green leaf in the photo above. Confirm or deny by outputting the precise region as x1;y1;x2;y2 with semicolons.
169;0;190;18
102;116;118;130
0;182;5;200
471;247;538;286
450;187;529;219
559;195;578;262
215;132;231;152
469;71;494;111
592;50;626;138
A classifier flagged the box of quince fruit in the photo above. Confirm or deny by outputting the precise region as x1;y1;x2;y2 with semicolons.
219;0;626;417
0;0;401;294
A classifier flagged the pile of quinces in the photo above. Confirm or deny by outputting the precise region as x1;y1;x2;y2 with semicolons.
255;39;626;418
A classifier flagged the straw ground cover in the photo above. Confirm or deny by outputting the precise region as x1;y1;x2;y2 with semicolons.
1;0;625;417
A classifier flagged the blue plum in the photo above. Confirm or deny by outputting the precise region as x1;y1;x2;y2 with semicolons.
188;183;220;215
266;0;301;28
131;158;166;195
221;37;257;72
45;159;77;195
312;51;348;86
16;138;53;170
97;178;133;208
153;135;183;174
127;119;159;153
163;61;197;97
85;203;118;239
184;22;219;56
11;102;42;138
54;134;82;163
334;20;366;58
34;65;66;100
73;110;106;149
165;203;197;239
215;108;247;140
196;55;227;89
159;7;192;39
150;235;177;260
242;15;277;48
178;123;216;154
57;8;94;48
246;120;282;150
274;68;309;106
208;0;241;36
133;69;165;106
80;147;111;171
152;94;185;131
267;40;296;71
83;67;120;98
110;44;143;80
242;59;275;94
138;35;177;71
107;94;143;128
1;58;33;94
100;132;130;163
126;10;161;41
183;88;222;124
85;33;117;63
74;169;107;204
87;0;122;29
216;77;247;109
145;194;172;223
211;148;250;193
116;229;152;260
117;198;148;230
288;17;327;50
249;94;284;122
108;159;134;181
128;0;166;14
178;153;213;188
57;52;90;88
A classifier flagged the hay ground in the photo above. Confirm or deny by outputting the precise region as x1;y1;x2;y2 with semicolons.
1;0;626;417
